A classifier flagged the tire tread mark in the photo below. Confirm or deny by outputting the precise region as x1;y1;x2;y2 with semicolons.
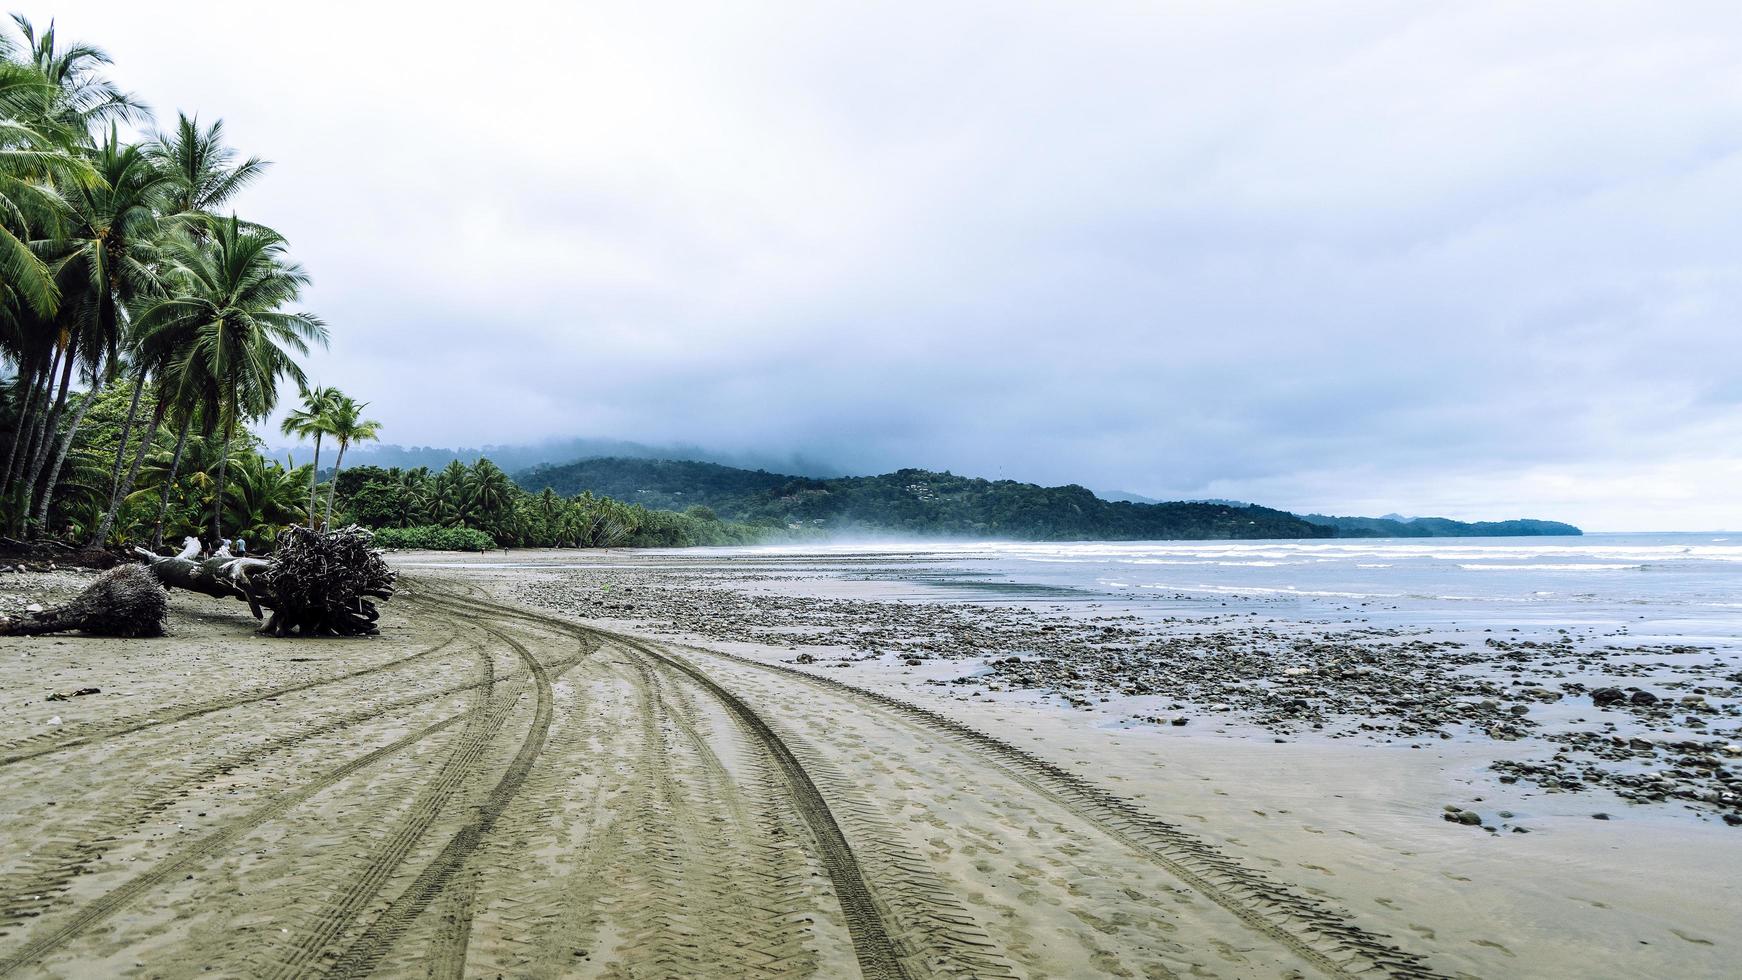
611;635;911;980
427;586;1444;980
317;618;562;979
420;588;910;980
681;641;1448;980
0;633;494;926
264;629;519;979
0;713;465;977
0;636;464;768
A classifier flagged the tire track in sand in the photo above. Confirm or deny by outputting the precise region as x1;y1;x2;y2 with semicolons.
418;588;912;980
0;634;466;768
668;637;1447;980
0;627;492;930
428;586;1444;980
0;711;468;978
312;618;561;979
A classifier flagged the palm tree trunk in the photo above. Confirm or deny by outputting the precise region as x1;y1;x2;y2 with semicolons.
151;415;193;549
2;359;45;494
210;411;235;543
15;348;75;534
306;433;322;528
36;370;105;532
85;373;146;540
323;441;347;528
16;347;62;491
93;394;166;546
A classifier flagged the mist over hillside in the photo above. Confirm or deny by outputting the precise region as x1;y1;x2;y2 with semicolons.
518;456;1583;541
273;437;846;479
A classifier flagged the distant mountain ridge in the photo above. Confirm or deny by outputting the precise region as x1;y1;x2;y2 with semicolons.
520;458;1327;540
516;456;1582;541
1298;513;1581;538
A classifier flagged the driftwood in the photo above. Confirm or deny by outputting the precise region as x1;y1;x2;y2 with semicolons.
136;526;396;637
0;564;168;637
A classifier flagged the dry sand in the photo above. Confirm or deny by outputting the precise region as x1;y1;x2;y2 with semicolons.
0;552;1735;978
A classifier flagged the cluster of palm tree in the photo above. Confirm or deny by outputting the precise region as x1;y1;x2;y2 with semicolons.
0;17;330;547
339;460;652;548
278;384;379;529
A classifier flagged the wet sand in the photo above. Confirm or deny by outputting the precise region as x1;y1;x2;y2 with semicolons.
0;551;1736;978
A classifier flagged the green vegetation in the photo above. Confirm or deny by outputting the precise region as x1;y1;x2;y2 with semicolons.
372;525;497;552
520;458;1333;541
331;460;781;549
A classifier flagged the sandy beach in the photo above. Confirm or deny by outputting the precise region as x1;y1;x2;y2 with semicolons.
0;548;1736;978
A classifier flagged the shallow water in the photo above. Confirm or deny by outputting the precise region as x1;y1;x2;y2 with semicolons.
697;532;1742;649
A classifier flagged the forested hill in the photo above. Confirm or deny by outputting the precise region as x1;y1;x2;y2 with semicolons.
1299;514;1582;537
517;458;1330;541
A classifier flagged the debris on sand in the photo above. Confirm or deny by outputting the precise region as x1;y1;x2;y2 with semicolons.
0;564;167;637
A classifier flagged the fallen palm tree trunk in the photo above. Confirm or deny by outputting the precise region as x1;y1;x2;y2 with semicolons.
136;526;396;637
0;564;169;637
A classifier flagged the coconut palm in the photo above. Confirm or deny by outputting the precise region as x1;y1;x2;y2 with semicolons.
279;383;337;528
320;393;380;527
86;115;270;544
1;16;137;528
149;113;267;238
0;60;70;319
5;15;147;139
130;215;326;541
429;461;468;526
463;458;515;539
20;132;169;532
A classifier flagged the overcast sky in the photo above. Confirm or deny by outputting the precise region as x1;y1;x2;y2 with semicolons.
52;2;1742;530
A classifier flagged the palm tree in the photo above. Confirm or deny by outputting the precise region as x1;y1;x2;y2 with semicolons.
1;16;136;529
0;59;72;319
149;113;267;238
130;215;326;542
279;383;336;527
21;131;169;532
430;460;467;526
320;393;380;527
5;16;147;138
88;114;269;544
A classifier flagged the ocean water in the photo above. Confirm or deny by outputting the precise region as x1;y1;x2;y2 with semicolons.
716;533;1742;650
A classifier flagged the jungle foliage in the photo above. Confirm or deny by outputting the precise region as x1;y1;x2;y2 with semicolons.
332;460;782;550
